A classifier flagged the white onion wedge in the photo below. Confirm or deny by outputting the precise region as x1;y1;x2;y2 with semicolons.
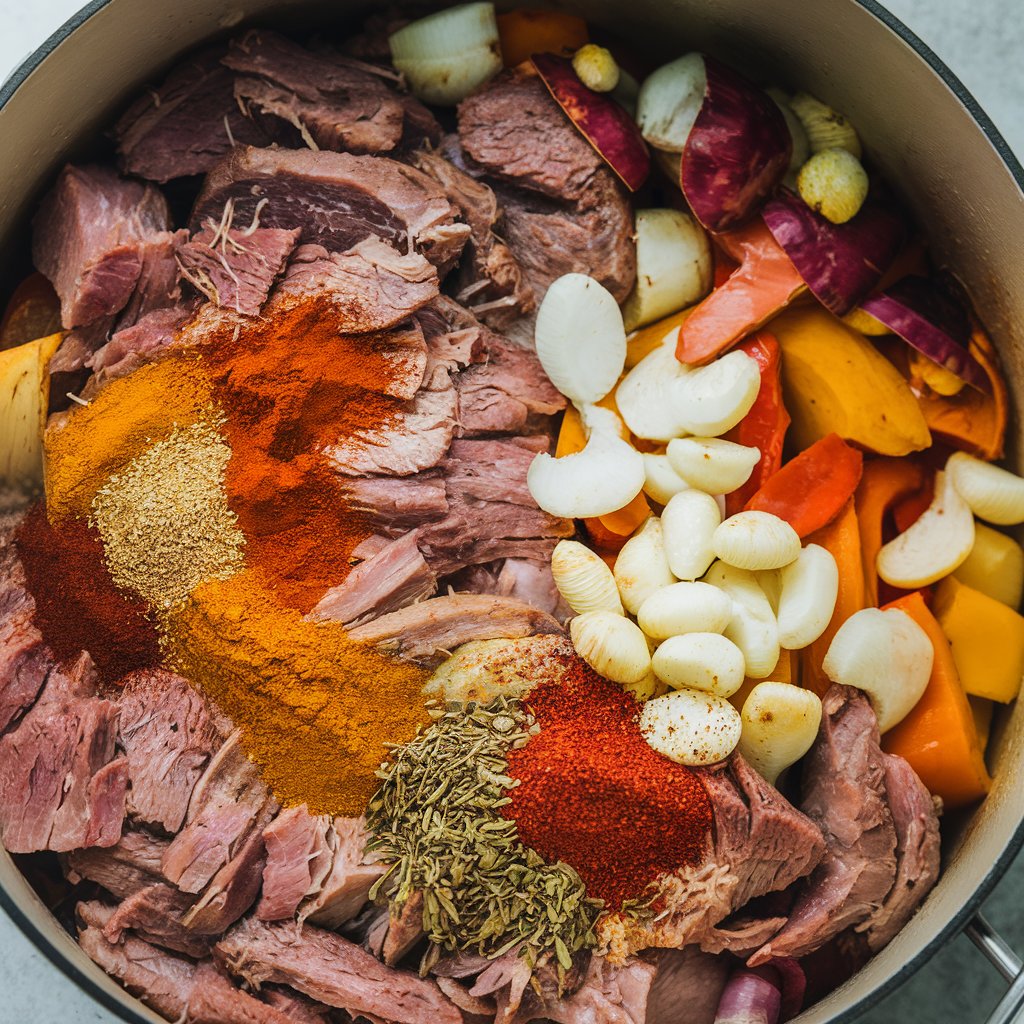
389;3;502;105
614;517;677;615
616;339;693;442
651;632;746;696
676;350;761;436
877;470;975;588
534;273;626;404
667;436;760;495
776;544;839;649
639;688;742;765
622;209;712;332
823;608;933;732
661;489;721;581
739;682;822;784
642;453;691;505
947;451;1024;526
636;53;707;152
704;560;780;679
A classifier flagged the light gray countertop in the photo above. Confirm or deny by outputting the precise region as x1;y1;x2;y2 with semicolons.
0;1;1021;1022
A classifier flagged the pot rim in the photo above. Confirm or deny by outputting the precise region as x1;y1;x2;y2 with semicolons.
0;2;1022;1023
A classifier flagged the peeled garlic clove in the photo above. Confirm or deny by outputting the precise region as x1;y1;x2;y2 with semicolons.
551;539;624;615
570;610;652;684
705;560;780;679
776;544;839;649
614;516;678;614
639;688;742;765
947;451;1024;526
713;511;801;571
651;632;746;696
534;273;626;404
667;436;760;495
643;453;691;505
823;607;933;731
662;489;721;581
877;470;975;587
637;580;733;639
528;414;645;518
788;92;862;158
622;668;665;702
676;350;761;437
739;682;823;784
616;339;693;442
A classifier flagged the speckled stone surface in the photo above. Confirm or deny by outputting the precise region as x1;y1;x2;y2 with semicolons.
0;1;1021;1022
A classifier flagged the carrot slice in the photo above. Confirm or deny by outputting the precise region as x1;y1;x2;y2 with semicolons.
497;10;589;67
676;219;806;366
881;590;991;810
892;476;934;533
745;433;863;538
724;331;789;515
801;500;865;697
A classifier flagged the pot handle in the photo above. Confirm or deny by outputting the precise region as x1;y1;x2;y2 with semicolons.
967;913;1024;1024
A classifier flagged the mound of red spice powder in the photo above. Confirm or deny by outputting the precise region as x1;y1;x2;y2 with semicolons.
14;503;161;681
502;658;714;911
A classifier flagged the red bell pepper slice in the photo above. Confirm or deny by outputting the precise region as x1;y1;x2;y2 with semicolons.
745;433;864;538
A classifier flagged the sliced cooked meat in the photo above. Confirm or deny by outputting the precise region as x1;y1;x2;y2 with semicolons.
645;947;731;1024
177;224;301;315
311;532;437;627
454;333;565;436
187;961;300;1024
413;149;534;328
103;883;213;959
862;752;941;951
749;685;898;966
183;826;269;935
224;30;407;154
699;914;790;956
346;594;563;667
32;164;171;328
261;988;334;1024
117;669;221;833
78;900;198;1020
444;558;568;619
0;653;128;853
117;229;188;329
598;754;825;962
335;473;449;533
192;146;470;270
298;816;383;928
519;956;657;1024
84;305;195;392
274;238;438;332
258;805;332;922
161;731;279;894
114;48;289;182
65;828;171;900
215;916;463;1024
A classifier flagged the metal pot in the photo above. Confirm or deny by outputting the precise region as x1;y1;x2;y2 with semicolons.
1;1;1023;1021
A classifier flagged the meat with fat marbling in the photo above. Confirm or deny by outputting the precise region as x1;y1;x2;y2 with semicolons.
65;828;171;900
103;883;213;959
258;805;333;922
298;816;383;928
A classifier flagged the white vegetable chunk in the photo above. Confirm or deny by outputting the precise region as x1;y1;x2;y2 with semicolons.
667;437;760;496
639;688;742;765
739;683;823;784
947;451;1024;526
712;511;801;571
651;632;746;696
636;53;707;152
704;560;780;679
534;273;626;404
637;581;733;639
571;611;652;684
616;339;693;442
642;453;691;504
614;517;678;615
676;350;761;437
551;540;623;615
776;544;839;649
822;607;934;732
661;489;721;580
877;470;975;588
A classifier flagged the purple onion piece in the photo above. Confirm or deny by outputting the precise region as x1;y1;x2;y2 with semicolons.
861;275;990;393
681;56;792;232
771;957;807;1022
761;189;905;315
714;966;783;1024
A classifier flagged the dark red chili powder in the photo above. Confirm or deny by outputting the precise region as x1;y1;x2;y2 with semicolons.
14;503;161;681
503;657;713;910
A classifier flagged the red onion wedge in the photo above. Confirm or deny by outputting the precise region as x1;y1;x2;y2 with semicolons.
679;56;792;232
531;53;650;191
762;188;905;315
715;959;806;1024
861;275;990;393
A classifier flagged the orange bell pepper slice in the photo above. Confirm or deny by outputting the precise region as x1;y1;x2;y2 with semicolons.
745;433;863;538
881;590;991;810
676;219;806;367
